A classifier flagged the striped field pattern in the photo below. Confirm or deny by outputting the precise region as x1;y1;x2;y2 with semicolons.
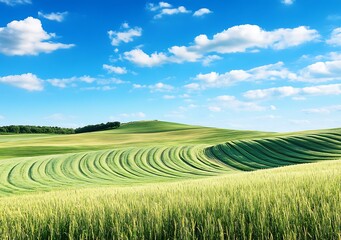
0;121;340;239
0;127;340;196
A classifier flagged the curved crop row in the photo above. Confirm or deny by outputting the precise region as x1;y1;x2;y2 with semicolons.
0;131;340;196
0;145;231;196
207;132;341;171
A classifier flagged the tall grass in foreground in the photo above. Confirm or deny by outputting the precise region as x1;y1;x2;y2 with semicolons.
0;160;340;239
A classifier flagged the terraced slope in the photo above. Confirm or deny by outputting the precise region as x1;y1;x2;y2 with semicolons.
0;129;340;196
208;131;341;171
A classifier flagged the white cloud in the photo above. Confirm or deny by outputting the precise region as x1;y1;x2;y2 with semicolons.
103;64;127;74
0;17;74;56
299;60;341;82
189;62;296;89
184;83;201;91
108;24;142;46
47;75;126;89
155;6;190;19
244;83;341;99
149;2;190;19
193;8;212;17
192;25;319;53
124;49;168;67
282;0;294;5
0;115;4;120
202;55;222;66
168;46;203;63
121;22;129;29
38;11;68;22
302;105;341;114
187;58;341;90
47;76;96;88
147;2;172;11
149;82;174;92
124;25;319;67
0;73;43;91
327;28;341;46
210;95;265;111
0;0;30;6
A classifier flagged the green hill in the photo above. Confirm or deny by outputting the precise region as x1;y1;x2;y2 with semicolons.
0;121;339;196
0;120;340;239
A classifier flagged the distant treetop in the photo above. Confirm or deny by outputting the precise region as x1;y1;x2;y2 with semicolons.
0;121;121;135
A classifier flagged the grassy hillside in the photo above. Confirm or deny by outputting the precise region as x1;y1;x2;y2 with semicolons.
0;160;340;239
0;121;339;196
0;120;340;239
0;121;273;159
0;120;338;160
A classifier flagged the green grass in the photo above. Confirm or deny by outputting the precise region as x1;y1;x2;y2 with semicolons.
0;121;274;159
0;160;340;239
0;120;340;239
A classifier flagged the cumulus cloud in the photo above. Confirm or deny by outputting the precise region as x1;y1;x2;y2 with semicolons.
154;6;190;19
124;24;319;67
124;49;168;67
38;11;68;22
168;46;203;63
192;25;319;53
244;83;341;100
0;0;30;6
147;2;172;11
149;82;174;92
202;55;222;66
210;95;265;112
147;2;190;19
103;64;127;74
108;23;142;46
0;73;43;91
299;60;341;82
193;8;212;17
187;58;341;90
188;62;296;89
0;17;74;56
327;28;341;46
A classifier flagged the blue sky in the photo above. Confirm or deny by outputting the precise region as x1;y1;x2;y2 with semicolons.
0;0;341;131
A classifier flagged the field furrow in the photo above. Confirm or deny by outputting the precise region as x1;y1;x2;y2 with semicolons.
0;131;340;196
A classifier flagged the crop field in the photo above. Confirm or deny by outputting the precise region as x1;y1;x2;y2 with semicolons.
0;121;340;239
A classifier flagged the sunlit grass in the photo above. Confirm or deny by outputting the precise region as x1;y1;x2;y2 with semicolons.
0;160;340;239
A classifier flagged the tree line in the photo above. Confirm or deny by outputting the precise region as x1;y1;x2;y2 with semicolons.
0;121;120;134
75;121;120;133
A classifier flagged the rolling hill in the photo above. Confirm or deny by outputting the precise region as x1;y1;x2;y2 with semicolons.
0;120;340;239
0;120;339;196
